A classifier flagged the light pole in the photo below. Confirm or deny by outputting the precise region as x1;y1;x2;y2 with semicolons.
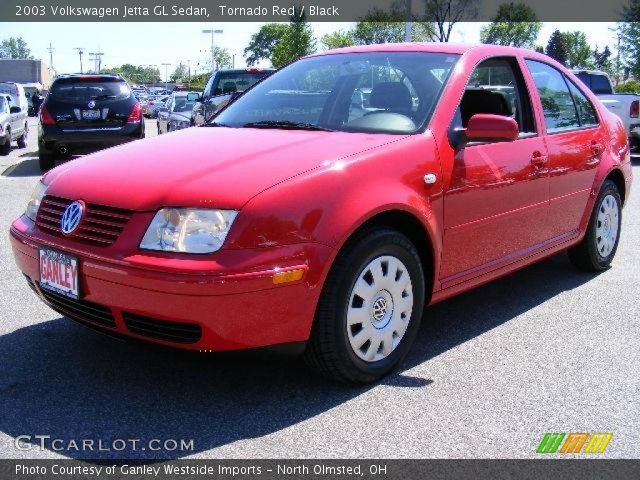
202;28;223;73
161;63;171;92
74;47;84;73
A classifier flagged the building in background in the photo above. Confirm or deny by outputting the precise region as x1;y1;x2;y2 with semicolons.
0;59;56;91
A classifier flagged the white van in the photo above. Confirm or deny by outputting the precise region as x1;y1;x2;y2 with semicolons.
0;82;29;113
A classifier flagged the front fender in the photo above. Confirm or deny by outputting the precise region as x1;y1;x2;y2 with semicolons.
225;132;444;285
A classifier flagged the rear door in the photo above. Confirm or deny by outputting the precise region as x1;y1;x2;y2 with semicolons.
525;60;603;237
46;77;133;130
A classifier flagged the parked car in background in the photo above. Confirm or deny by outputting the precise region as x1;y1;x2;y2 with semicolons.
573;70;640;154
0;81;29;116
10;44;632;384
143;95;169;118
38;73;145;171
0;92;28;155
191;68;274;125
157;91;197;134
0;94;29;155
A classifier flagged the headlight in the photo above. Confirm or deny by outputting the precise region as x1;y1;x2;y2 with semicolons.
140;208;238;254
25;180;47;221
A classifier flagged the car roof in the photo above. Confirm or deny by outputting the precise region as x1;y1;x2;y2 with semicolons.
54;73;124;81
218;68;275;74
310;42;548;58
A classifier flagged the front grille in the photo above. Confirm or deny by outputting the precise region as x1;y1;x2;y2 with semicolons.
39;286;116;328
123;312;202;344
36;195;133;247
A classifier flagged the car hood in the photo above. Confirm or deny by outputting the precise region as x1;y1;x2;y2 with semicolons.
44;126;403;211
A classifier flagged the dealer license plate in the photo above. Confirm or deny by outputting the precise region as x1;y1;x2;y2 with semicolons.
39;248;79;300
81;109;100;120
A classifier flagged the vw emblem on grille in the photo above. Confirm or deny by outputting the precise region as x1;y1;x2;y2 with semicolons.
372;297;388;321
60;201;84;235
87;100;96;108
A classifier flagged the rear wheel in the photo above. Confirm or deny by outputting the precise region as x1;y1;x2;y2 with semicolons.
38;149;55;171
568;180;622;271
17;122;28;148
0;129;10;155
304;228;425;384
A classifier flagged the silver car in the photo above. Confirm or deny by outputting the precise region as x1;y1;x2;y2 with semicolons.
156;92;197;134
143;95;169;118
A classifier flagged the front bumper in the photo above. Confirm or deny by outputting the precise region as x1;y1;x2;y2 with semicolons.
38;122;143;155
10;216;333;351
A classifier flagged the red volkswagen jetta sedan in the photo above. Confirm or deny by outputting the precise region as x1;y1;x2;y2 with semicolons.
10;44;632;383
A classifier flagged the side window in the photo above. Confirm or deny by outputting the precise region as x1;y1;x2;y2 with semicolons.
566;79;598;127
590;74;612;95
525;60;580;133
455;57;536;134
202;75;215;99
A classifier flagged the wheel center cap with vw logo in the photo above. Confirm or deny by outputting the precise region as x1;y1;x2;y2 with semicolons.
61;201;85;235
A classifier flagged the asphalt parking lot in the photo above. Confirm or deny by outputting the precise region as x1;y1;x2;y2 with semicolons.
0;117;638;459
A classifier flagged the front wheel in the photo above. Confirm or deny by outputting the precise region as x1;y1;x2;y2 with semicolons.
0;130;10;155
17;123;28;148
38;150;55;171
304;228;425;384
568;179;622;271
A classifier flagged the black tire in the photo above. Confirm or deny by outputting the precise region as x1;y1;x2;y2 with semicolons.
568;179;622;272
39;150;55;171
304;228;426;384
0;129;10;156
17;123;28;148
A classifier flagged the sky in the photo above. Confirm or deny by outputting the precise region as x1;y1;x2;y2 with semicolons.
0;22;619;78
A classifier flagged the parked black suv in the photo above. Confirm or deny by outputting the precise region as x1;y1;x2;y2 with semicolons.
38;74;145;171
191;68;274;126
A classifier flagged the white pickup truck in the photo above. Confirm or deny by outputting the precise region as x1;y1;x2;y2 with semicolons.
573;70;640;154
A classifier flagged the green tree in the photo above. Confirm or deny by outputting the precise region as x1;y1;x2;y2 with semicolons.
170;62;188;82
545;30;569;65
244;23;289;66
321;30;355;50
593;46;613;73
616;80;640;93
561;31;593;69
353;3;434;45
617;1;640;78
480;2;541;48
0;37;33;59
101;64;161;83
271;11;316;68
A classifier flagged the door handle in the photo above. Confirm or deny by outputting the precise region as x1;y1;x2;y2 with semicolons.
590;141;605;156
531;151;547;168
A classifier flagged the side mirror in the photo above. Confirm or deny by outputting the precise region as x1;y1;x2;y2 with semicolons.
464;114;519;144
186;92;200;103
10;106;21;114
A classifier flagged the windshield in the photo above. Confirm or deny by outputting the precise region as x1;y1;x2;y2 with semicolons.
214;52;459;134
172;97;195;112
215;72;269;95
50;79;131;103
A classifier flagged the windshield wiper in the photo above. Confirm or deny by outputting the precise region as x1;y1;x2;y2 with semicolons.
241;120;333;131
203;121;231;127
